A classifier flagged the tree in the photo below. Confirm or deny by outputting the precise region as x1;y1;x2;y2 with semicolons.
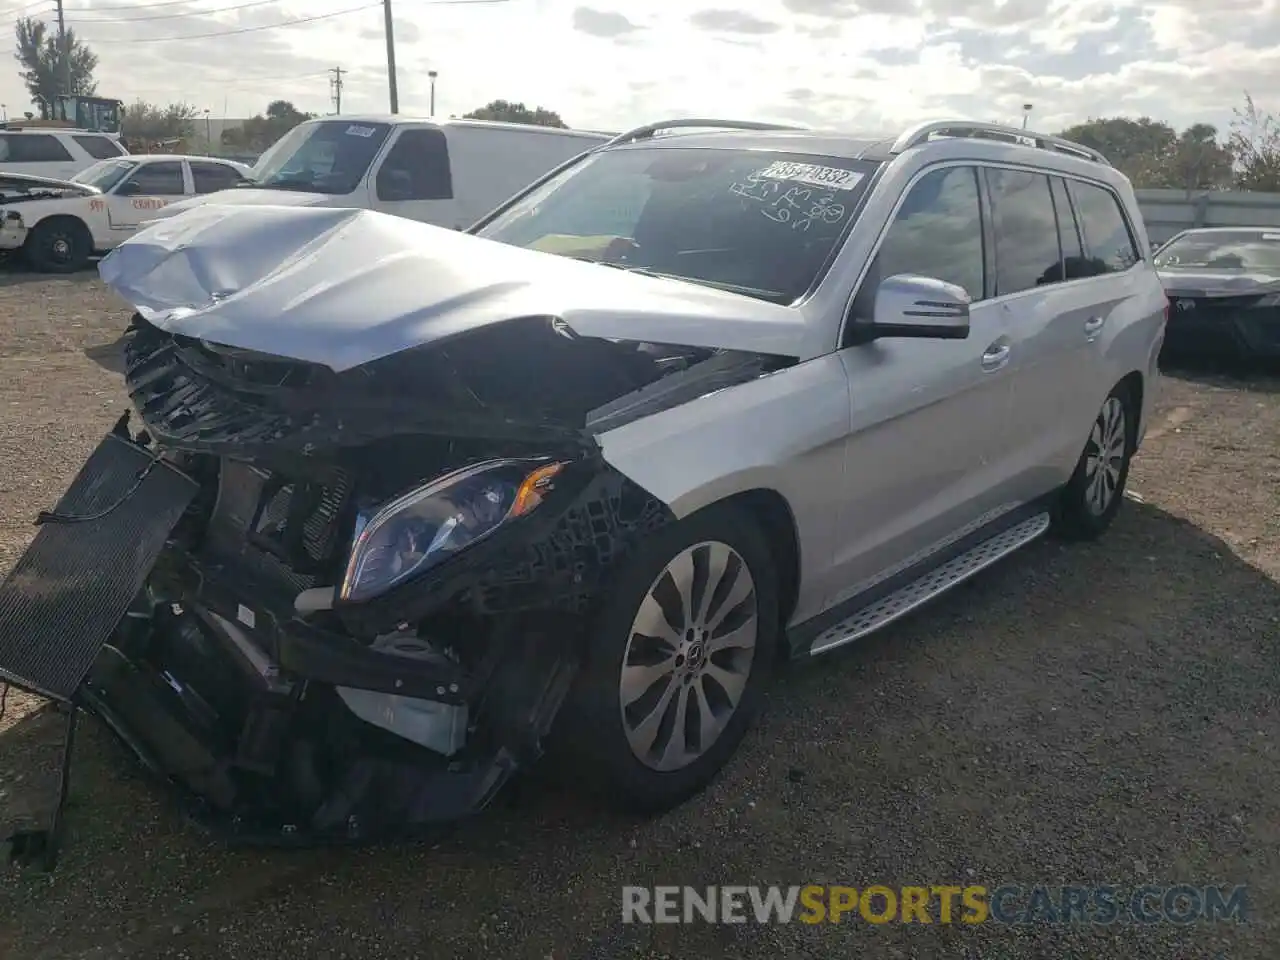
221;100;315;152
120;99;199;146
461;99;567;128
1228;93;1280;192
1055;116;1232;192
13;17;97;117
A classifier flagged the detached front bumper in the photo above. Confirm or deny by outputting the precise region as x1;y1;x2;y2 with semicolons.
0;426;670;860
1162;300;1280;359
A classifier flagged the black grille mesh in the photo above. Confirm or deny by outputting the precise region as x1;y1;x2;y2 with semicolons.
0;433;197;701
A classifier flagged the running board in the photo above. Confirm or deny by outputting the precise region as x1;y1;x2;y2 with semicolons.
809;512;1051;655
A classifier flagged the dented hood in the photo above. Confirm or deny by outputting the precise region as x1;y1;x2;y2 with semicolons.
98;204;810;371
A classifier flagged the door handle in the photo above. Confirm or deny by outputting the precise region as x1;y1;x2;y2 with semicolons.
981;343;1011;371
1084;315;1106;339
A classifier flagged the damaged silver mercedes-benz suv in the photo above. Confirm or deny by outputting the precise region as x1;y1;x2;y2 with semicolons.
0;117;1168;864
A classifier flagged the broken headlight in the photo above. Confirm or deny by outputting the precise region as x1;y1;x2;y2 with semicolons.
339;459;565;603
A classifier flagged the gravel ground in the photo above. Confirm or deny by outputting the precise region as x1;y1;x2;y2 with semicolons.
0;272;1278;959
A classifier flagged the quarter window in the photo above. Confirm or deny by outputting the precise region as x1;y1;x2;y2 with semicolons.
0;133;73;163
1069;180;1140;273
859;165;985;312
985;168;1061;295
375;128;453;201
73;135;124;160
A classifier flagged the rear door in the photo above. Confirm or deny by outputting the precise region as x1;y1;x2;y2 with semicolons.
983;166;1103;500
367;126;459;226
0;133;80;179
106;159;189;231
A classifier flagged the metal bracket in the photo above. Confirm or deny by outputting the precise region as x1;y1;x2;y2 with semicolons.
6;703;78;871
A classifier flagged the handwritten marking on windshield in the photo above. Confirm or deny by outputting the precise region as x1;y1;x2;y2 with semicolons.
730;173;848;231
345;125;376;137
758;161;864;191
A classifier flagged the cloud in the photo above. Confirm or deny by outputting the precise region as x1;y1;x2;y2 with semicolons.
0;0;1271;141
689;10;781;34
570;6;642;38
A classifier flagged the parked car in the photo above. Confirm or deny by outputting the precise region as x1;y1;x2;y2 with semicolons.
141;115;613;230
1154;226;1280;360
0;154;251;271
0;117;1168;862
0;125;128;179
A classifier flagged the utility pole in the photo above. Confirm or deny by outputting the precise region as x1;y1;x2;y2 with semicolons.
329;66;346;115
383;0;398;113
55;0;71;115
428;70;437;117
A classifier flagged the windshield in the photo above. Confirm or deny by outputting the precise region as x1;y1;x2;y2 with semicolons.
247;120;393;195
472;146;878;303
71;158;138;191
1155;231;1280;273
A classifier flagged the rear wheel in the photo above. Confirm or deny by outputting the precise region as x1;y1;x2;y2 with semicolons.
558;504;779;813
25;217;92;273
1051;382;1136;540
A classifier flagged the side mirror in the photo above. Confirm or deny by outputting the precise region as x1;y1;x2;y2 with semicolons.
867;274;971;340
115;180;140;196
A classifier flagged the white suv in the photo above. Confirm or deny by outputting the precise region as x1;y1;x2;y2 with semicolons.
0;127;127;180
0;118;1169;858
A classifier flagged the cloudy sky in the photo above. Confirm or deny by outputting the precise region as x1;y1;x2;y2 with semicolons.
1;0;1277;135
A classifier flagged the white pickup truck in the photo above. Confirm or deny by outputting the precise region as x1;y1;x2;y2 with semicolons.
0;153;250;272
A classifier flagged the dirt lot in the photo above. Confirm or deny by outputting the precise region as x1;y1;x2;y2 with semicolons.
0;271;1278;959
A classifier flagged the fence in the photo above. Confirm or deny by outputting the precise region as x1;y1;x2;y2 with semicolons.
1135;188;1280;244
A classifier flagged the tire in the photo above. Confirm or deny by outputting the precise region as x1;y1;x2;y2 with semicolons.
1051;381;1137;541
555;503;780;814
24;217;92;273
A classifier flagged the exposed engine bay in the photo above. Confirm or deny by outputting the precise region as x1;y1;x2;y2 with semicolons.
0;308;785;852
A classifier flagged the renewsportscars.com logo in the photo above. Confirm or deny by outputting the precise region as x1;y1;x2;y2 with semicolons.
621;885;1249;925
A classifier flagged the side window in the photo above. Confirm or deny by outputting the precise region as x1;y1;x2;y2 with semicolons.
861;166;985;314
190;161;245;194
0;134;74;163
985;168;1062;294
124;161;186;196
375;128;453;201
74;135;124;160
1068;180;1140;273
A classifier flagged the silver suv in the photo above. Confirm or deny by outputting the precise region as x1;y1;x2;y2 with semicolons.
0;117;1169;858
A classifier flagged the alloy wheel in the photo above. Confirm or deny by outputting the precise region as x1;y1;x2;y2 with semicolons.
1084;396;1127;515
619;540;758;772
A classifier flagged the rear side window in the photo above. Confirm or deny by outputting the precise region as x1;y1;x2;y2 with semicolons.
73;135;124;160
375;128;453;201
1069;180;1139;273
126;161;185;195
189;161;245;194
0;133;73;163
869;165;985;302
985;168;1061;295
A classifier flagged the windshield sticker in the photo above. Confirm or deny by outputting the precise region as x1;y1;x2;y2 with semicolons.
345;125;377;138
730;172;850;232
1264;233;1280;241
757;161;864;191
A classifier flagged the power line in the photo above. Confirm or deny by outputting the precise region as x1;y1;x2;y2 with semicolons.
67;0;281;23
87;1;379;42
1;0;52;18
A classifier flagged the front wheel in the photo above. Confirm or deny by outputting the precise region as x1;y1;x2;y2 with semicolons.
557;504;779;813
24;217;91;273
1051;382;1136;540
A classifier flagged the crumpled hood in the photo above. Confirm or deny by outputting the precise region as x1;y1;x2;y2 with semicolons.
144;187;334;222
1158;268;1280;298
98;203;810;371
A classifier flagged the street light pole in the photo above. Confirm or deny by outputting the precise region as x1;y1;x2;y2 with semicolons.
428;70;437;117
383;0;399;113
1021;103;1033;130
203;108;211;146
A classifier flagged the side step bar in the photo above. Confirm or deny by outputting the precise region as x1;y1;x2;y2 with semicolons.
809;512;1051;655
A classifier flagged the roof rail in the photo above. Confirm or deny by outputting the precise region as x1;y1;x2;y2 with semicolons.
890;120;1110;166
606;118;804;148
